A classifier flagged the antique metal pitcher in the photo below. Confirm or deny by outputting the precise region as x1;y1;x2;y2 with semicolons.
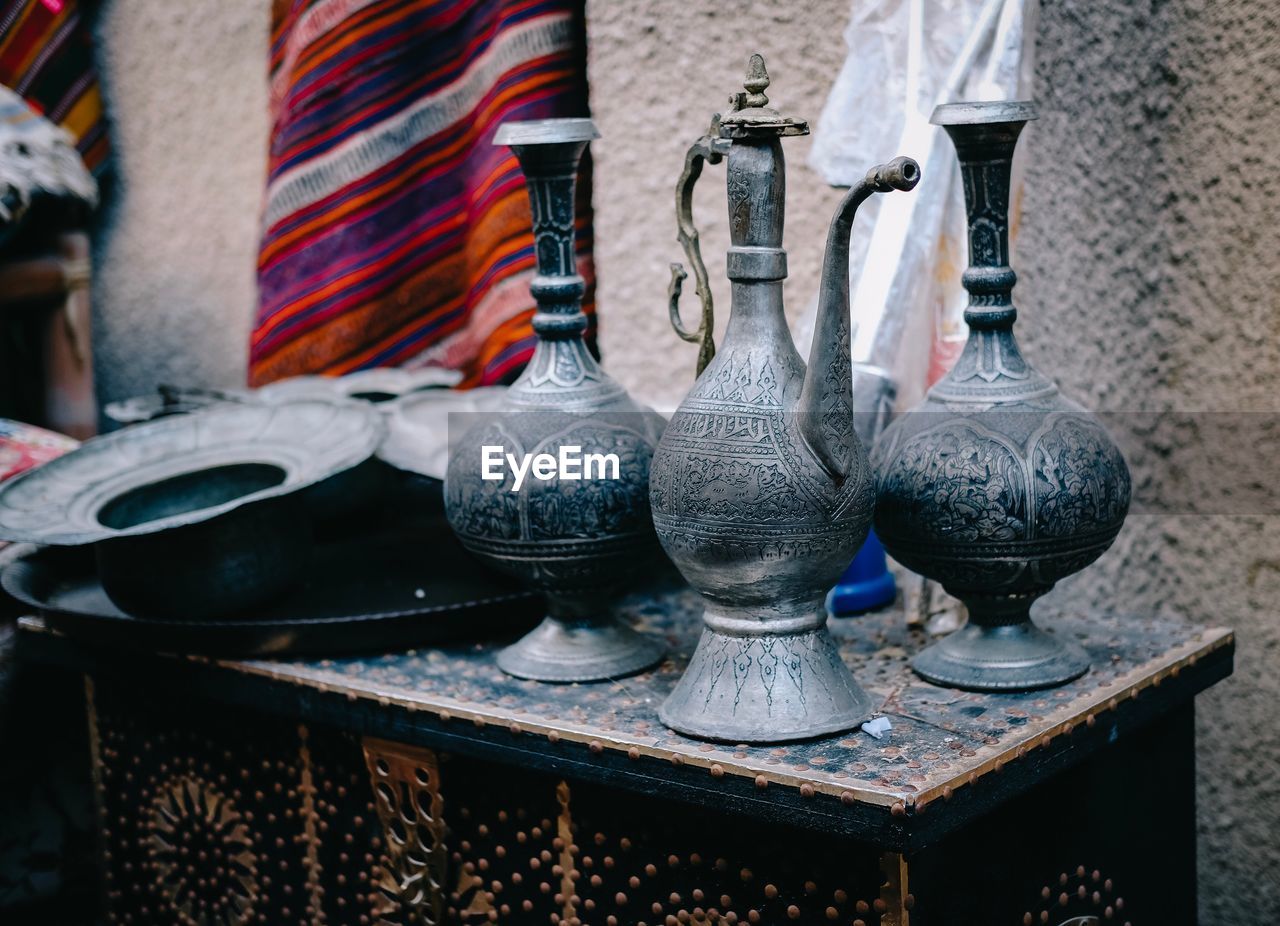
871;101;1131;691
650;55;920;742
445;118;666;683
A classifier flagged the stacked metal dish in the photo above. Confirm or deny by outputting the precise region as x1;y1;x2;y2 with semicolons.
0;398;384;620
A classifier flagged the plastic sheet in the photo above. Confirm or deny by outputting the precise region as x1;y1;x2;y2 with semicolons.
802;0;1038;411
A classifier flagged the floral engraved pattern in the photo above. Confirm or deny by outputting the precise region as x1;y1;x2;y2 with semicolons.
527;426;652;541
448;420;654;544
445;422;522;541
875;421;1028;544
1033;415;1131;538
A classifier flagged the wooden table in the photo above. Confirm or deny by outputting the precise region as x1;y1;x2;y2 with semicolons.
17;582;1233;926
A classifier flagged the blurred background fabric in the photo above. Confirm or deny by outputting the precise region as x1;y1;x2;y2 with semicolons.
249;0;596;387
0;0;107;177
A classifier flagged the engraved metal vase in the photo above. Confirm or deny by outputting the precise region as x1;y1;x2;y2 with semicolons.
650;56;920;742
444;118;666;683
871;101;1131;691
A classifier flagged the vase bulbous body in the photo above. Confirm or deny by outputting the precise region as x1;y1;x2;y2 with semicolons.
444;118;666;683
871;101;1131;692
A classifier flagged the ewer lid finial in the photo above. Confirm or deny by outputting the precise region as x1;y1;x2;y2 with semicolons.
740;53;770;109
719;52;809;139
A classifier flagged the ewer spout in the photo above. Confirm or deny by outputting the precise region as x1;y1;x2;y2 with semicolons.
799;156;920;478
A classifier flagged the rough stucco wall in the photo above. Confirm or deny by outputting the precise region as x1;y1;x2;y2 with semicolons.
1019;2;1280;921
90;0;269;406
588;0;1280;922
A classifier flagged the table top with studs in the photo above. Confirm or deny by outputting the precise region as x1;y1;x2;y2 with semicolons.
18;580;1233;847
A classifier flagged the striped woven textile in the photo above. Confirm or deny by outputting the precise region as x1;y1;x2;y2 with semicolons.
250;0;595;387
0;0;107;175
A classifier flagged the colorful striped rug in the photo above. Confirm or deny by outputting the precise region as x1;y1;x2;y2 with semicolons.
0;0;108;176
250;0;595;387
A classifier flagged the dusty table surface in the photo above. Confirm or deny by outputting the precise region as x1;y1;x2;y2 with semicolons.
17;581;1233;848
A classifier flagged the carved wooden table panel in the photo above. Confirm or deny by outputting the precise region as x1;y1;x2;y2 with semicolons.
20;582;1233;926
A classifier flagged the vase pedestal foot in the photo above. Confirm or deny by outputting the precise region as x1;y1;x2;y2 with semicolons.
911;618;1089;692
659;605;874;743
497;607;665;683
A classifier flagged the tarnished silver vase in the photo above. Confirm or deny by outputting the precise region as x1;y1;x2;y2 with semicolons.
872;101;1131;692
650;55;920;742
444;118;666;683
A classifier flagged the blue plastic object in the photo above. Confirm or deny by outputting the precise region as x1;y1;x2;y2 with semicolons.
827;527;896;615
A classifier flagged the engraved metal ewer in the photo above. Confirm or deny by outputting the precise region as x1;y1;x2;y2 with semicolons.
650;55;920;742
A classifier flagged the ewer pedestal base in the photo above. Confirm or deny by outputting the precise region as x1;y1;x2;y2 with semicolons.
659;604;874;744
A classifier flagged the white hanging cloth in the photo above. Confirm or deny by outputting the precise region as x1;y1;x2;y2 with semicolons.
802;0;1039;412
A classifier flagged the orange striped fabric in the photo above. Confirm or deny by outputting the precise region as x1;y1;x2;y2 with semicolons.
249;0;595;387
0;0;107;175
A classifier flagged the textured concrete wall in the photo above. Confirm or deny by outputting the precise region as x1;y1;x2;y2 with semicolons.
1019;2;1280;921
84;0;1277;919
90;0;268;405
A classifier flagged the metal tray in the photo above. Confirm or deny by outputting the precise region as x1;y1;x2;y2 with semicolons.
1;516;541;657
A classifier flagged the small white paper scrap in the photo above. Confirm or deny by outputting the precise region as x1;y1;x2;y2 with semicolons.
861;716;892;740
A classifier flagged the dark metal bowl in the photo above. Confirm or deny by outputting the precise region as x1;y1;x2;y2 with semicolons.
0;399;384;619
94;488;311;621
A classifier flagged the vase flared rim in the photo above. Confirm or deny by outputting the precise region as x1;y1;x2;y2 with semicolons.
494;117;599;147
931;100;1038;127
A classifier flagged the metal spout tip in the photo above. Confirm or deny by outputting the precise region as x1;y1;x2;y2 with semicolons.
871;156;922;192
